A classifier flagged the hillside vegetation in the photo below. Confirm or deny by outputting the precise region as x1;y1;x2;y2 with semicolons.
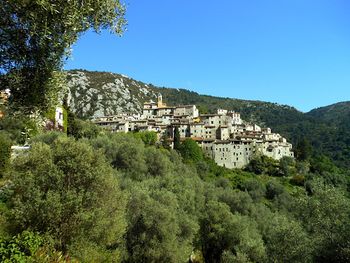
1;122;350;262
67;70;350;168
2;69;349;262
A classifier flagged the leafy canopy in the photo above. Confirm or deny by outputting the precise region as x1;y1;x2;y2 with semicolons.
0;0;126;111
7;137;127;255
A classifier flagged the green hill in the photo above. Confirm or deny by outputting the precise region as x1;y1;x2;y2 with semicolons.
66;69;350;168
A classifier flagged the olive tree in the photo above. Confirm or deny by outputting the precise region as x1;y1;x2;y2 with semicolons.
1;0;126;112
7;136;127;259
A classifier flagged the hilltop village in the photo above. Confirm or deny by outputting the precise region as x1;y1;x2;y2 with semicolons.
93;95;294;168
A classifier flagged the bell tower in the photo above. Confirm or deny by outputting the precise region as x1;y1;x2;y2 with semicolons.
157;94;163;108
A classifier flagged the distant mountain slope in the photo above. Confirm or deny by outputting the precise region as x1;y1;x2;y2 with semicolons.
66;69;350;168
156;87;305;134
307;101;350;124
305;102;350;167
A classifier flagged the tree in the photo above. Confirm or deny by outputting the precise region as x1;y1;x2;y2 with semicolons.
160;133;172;149
145;147;171;177
0;114;40;144
0;132;12;177
265;181;285;200
133;131;157;146
294;182;350;262
179;138;203;162
217;188;254;216
242;180;266;202
125;186;195;263
1;0;126;112
245;155;265;175
67;113;101;139
91;134;148;180
199;201;266;263
295;138;312;161
279;156;296;177
7;136;127;258
173;127;181;151
262;214;312;263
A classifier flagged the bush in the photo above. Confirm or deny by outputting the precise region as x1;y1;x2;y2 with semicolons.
0;231;43;262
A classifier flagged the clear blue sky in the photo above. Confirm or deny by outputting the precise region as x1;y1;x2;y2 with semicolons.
64;0;350;112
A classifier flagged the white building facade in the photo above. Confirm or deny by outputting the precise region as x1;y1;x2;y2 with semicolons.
92;96;294;168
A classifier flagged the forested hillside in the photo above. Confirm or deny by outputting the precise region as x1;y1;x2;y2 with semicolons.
67;70;350;168
1;124;350;262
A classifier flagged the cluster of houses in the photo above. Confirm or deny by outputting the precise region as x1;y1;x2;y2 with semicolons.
92;95;294;168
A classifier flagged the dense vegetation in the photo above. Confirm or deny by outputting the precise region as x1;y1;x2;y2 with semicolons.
1;117;350;262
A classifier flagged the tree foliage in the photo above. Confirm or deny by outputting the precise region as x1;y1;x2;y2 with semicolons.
200;201;266;263
67;112;101;139
0;132;11;177
179;138;203;162
1;0;126;111
173;127;181;151
1;130;350;262
132;131;157;146
7;137;126;257
295;138;312;161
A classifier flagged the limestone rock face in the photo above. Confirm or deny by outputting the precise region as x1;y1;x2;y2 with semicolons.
67;70;158;118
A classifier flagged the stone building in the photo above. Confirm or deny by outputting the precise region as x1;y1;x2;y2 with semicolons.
92;95;294;169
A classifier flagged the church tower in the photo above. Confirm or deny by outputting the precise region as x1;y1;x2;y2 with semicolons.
157;94;164;108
